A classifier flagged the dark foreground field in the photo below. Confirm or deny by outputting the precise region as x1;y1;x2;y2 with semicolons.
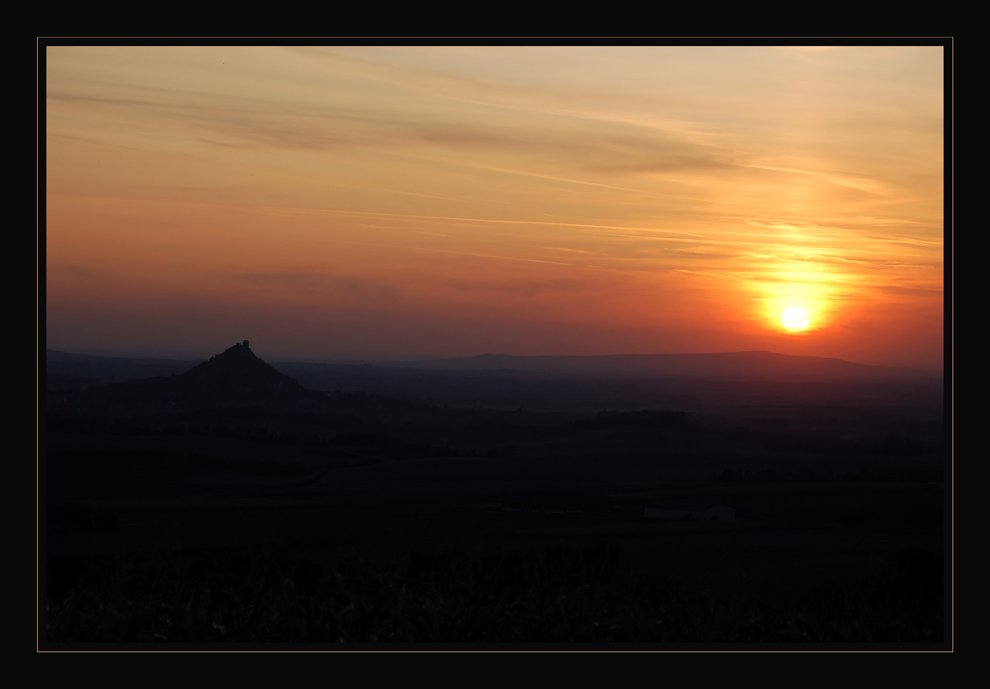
42;348;947;645
47;545;942;643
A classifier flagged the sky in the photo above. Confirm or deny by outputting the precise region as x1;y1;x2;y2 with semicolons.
45;46;945;369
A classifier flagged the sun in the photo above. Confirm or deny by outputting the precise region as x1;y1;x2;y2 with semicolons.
781;307;810;332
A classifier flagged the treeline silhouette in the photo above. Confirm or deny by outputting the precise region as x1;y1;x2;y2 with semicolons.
713;468;943;484
50;450;308;477
46;410;462;460
45;544;942;643
574;410;691;431
47;405;941;461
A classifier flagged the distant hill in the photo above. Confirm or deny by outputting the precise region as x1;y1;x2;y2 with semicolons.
53;341;321;411
391;351;938;382
46;350;201;382
47;348;938;385
45;345;943;414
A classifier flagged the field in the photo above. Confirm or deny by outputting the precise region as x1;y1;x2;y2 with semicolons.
43;356;946;645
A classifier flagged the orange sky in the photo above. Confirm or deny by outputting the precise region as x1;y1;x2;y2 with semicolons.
45;46;945;368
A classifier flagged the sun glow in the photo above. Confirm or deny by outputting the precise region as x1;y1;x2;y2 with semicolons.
781;307;811;332
44;47;943;367
761;284;826;334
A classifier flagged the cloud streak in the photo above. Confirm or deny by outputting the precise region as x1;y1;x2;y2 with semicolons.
46;46;944;368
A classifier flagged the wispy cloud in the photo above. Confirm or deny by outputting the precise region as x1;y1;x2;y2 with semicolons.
234;271;398;299
46;46;944;367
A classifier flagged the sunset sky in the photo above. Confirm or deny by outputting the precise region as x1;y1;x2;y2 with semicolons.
45;46;945;369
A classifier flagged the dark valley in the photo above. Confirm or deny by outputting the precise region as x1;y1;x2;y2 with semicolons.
43;342;946;644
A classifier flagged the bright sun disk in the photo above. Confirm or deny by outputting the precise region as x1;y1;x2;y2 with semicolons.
781;307;810;331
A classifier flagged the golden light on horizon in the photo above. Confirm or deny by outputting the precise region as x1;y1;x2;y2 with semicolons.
781;307;811;332
761;281;826;335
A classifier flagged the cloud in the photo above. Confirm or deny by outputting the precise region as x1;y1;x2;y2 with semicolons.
58;265;109;280
406;121;729;176
49;76;728;179
674;269;740;280
236;271;321;288
234;272;398;299
447;278;590;297
868;283;945;296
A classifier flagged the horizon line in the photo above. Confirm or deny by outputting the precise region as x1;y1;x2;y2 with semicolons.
45;346;943;374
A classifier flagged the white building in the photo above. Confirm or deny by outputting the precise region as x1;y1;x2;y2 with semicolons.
644;500;735;521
